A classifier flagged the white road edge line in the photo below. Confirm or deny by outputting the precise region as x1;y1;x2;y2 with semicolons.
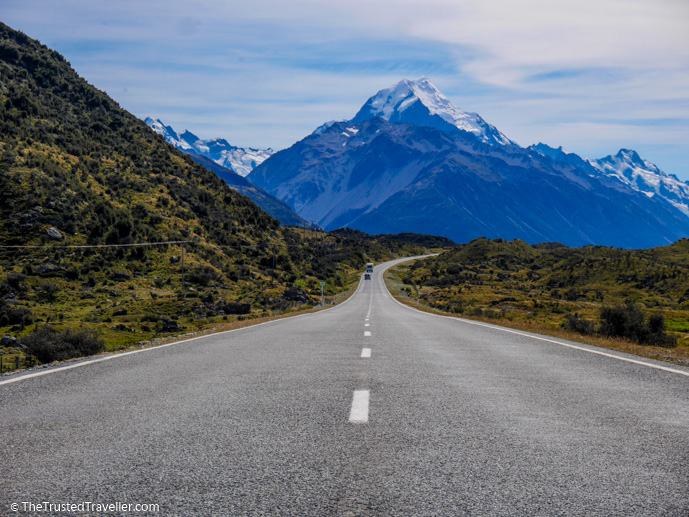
383;260;689;378
361;348;372;358
349;390;370;423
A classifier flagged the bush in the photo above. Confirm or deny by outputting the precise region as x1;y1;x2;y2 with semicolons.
0;300;33;328
188;265;222;287
221;302;251;315
22;325;105;363
598;302;676;347
646;313;677;347
38;282;61;302
563;313;595;335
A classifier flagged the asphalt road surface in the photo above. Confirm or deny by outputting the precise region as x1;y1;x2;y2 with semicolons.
2;257;688;516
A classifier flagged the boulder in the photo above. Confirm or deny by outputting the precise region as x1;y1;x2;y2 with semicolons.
46;227;63;240
0;335;19;348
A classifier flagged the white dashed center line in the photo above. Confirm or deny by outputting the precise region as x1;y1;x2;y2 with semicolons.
365;323;370;327
364;331;371;337
349;390;370;423
361;348;371;358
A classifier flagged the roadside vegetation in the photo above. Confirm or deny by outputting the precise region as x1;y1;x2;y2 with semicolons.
0;229;432;371
386;238;689;366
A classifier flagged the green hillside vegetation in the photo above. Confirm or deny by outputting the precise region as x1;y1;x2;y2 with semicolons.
331;228;456;249
0;23;427;371
391;237;689;362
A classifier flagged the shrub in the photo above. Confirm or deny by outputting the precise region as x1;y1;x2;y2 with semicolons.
38;282;61;302
599;302;646;341
221;302;251;315
5;272;27;290
188;265;222;287
646;313;677;347
22;325;105;363
563;313;595;335
0;300;33;328
598;302;676;347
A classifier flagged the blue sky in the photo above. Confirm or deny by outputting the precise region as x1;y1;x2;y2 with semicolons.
4;0;689;180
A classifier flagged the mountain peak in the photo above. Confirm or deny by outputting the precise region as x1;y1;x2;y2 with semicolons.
145;117;274;177
351;77;516;147
596;148;663;176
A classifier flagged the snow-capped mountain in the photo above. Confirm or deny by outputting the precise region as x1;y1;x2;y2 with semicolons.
248;78;689;247
146;118;197;153
145;117;307;225
529;144;689;219
249;117;689;248
588;150;689;218
351;77;517;147
145;117;274;177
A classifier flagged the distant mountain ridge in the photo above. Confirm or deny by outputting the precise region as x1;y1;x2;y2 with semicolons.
529;144;689;219
145;118;305;225
589;149;689;218
248;78;689;248
145;118;274;177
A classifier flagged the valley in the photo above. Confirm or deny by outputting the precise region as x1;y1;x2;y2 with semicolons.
1;14;689;516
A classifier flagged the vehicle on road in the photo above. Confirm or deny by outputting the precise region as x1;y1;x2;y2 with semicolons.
364;273;371;280
366;262;373;272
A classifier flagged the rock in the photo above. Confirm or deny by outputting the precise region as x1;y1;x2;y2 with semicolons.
160;319;184;332
17;208;43;230
282;286;310;303
0;336;19;348
38;263;60;275
46;227;63;240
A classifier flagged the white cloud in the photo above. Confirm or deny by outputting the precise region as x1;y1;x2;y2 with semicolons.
3;0;689;179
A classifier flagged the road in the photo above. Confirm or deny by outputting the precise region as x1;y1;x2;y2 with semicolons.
2;257;688;516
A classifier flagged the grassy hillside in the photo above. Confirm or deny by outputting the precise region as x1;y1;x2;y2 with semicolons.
390;238;689;361
0;22;427;370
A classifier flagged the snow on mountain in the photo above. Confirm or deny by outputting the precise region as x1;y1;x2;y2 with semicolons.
312;120;341;135
587;150;689;217
145;118;198;153
350;77;517;147
145;117;274;177
530;143;689;220
249;118;689;247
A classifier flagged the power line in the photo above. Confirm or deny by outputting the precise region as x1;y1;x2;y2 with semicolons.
0;240;188;249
